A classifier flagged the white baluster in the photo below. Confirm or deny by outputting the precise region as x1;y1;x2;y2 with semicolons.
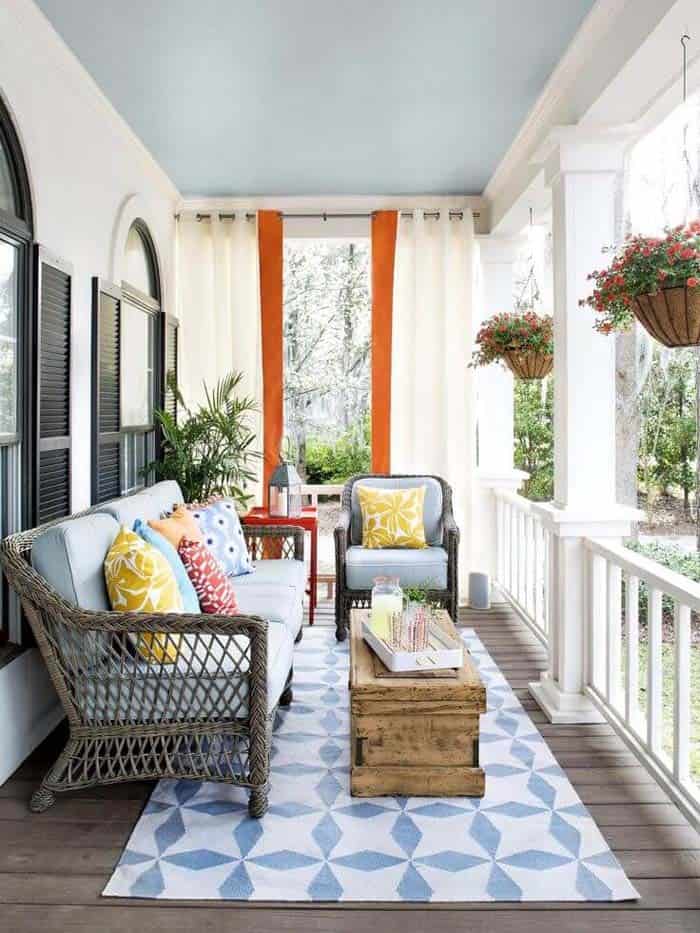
512;506;516;593
625;575;639;732
647;587;663;756
588;552;607;692
533;520;543;631
496;497;504;585
543;530;550;636
673;602;691;784
518;509;526;605
606;563;622;709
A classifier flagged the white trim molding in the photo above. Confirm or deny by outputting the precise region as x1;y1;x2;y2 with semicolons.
0;650;63;785
484;0;679;234
110;193;175;311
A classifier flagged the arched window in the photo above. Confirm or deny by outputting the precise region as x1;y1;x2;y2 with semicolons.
93;219;167;501
0;96;32;644
121;221;162;493
123;220;160;301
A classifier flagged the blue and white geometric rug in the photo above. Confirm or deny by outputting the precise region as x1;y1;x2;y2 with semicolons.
103;628;638;902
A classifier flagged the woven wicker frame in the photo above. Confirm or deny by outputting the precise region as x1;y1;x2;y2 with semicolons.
0;507;304;818
334;474;459;641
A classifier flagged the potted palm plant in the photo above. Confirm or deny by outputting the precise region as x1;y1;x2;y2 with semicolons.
471;311;554;379
146;371;261;508
580;221;700;347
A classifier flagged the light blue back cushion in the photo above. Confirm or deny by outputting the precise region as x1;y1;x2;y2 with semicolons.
96;480;184;528
350;476;444;546
31;513;120;611
133;519;200;613
189;499;254;576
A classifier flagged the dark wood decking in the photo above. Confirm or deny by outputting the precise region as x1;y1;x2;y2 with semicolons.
2;601;700;932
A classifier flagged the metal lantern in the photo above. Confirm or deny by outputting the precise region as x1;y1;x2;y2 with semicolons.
268;461;303;518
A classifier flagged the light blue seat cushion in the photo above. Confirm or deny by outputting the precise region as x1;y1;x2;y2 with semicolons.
350;476;443;546
234;580;304;640
31;512;120;611
95;480;183;528
83;623;294;723
189;499;254;576
133;519;200;614
345;545;448;590
246;559;306;593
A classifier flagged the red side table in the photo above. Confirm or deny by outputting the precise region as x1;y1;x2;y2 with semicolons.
242;506;318;626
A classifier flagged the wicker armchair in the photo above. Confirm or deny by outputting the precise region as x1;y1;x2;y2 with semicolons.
334;474;459;641
0;513;304;819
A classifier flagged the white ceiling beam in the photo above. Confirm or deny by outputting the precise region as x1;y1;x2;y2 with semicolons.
484;0;679;236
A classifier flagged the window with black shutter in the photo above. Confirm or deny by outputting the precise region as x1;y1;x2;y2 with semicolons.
163;314;179;420
0;96;33;648
35;248;72;524
92;220;168;503
92;279;122;504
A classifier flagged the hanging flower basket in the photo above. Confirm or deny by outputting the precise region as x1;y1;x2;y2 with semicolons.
470;311;553;380
580;222;700;347
502;349;553;380
631;285;700;348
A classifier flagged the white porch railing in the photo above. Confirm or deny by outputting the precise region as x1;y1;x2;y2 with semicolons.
494;490;551;645
301;483;343;508
583;538;700;828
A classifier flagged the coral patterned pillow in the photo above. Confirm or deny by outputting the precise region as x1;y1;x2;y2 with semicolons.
177;538;239;615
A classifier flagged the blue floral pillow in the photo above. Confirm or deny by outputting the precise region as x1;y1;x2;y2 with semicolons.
189;499;254;577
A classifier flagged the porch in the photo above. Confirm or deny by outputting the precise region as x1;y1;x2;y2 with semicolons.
2;0;700;923
2;601;699;931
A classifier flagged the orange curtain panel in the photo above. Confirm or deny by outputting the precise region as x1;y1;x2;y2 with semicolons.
258;210;284;505
371;211;398;473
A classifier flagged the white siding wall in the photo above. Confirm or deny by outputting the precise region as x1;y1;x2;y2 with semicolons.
0;0;179;510
0;0;180;781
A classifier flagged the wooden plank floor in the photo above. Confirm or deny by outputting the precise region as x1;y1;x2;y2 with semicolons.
2;600;700;933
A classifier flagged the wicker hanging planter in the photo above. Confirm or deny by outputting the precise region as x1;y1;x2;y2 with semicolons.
502;349;553;380
631;285;700;348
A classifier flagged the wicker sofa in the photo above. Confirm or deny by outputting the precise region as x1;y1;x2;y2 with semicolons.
0;481;306;818
334;474;459;641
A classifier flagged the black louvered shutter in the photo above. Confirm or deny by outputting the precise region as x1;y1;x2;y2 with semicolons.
92;279;122;504
163;314;179;420
35;248;72;524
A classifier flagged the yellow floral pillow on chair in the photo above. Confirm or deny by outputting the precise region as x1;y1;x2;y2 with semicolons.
357;485;427;549
104;527;183;663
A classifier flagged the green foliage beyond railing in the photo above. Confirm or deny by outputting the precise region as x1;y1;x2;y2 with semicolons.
303;417;371;485
625;540;700;628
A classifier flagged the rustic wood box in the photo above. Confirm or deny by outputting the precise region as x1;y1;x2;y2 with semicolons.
349;608;487;798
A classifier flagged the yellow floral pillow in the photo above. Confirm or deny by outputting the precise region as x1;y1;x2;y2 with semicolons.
104;526;184;664
357;485;427;549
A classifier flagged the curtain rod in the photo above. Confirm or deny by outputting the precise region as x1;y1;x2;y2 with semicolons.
174;209;477;221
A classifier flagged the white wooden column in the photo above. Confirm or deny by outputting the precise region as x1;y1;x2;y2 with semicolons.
473;237;528;590
529;127;640;723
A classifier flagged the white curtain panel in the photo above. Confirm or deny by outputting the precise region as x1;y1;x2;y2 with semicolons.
176;214;264;504
391;209;476;593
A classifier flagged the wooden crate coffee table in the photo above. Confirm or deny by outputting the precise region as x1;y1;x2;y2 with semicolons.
349;608;486;797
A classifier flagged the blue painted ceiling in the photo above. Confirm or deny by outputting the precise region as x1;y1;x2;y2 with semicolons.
35;0;594;197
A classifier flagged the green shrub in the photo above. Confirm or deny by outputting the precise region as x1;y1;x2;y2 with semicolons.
625;540;700;626
304;417;370;485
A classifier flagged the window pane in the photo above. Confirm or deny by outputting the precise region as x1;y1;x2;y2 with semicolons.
0;140;15;216
0;241;18;435
124;224;157;298
121;300;152;427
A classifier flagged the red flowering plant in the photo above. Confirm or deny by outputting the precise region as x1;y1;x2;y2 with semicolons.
580;221;700;334
471;310;553;368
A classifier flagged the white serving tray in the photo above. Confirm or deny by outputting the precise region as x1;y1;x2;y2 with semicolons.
362;620;464;673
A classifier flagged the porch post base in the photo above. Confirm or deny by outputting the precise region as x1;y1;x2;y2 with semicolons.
529;675;605;724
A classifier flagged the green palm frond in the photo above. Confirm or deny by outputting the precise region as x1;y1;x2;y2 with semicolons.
145;370;261;508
